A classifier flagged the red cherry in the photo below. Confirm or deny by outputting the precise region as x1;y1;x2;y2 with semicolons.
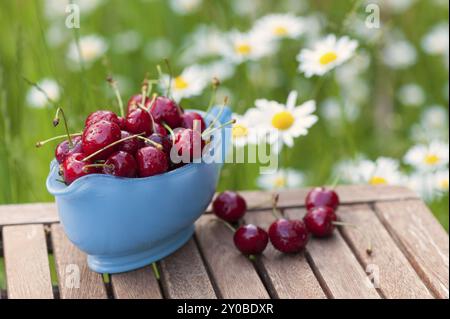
233;224;269;255
118;131;143;155
55;136;83;164
127;94;152;114
268;219;309;253
85;110;121;128
305;187;340;211
117;116;127;129
181;112;206;132
212;191;247;223
62;153;99;185
303;207;337;238
82;120;122;160
173;128;204;162
136;146;169;177
153;122;168;137
150;96;182;128
103;151;137;178
147;133;172;155
125;108;152;135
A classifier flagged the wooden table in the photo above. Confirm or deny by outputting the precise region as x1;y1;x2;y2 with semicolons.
0;185;448;299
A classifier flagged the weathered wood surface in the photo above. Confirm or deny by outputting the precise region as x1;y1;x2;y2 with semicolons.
0;186;446;299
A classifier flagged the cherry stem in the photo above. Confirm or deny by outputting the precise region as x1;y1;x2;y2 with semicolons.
164;58;173;98
205;77;220;117
162;123;176;145
205;97;228;133
213;218;236;233
82;163;113;173
271;194;284;220
139;75;149;109
107;76;125;118
36;132;82;148
202;119;236;138
53;108;73;148
82;133;145;162
152;262;160;280
136;136;163;151
332;221;373;256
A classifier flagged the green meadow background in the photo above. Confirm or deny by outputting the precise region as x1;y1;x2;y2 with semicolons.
0;0;448;290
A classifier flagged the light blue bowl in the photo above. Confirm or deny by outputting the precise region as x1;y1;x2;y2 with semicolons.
47;107;231;274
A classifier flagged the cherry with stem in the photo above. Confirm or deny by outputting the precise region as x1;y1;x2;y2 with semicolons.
82;133;145;162
136;136;163;151
36;132;82;148
53;107;74;148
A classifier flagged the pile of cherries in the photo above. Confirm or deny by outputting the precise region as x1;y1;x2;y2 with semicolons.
38;79;221;185
212;187;343;256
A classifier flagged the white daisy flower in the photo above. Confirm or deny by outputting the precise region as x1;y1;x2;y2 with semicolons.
421;23;449;56
66;35;108;66
169;0;202;15
160;65;208;103
297;34;358;77
231;109;263;148
397;83;426;107
433;169;450;193
255;91;318;153
333;155;368;184
26;78;60;108
407;171;437;201
252;14;306;40
404;141;450;171
201;60;236;83
359;157;406;186
410;105;449;142
222;30;277;64
181;26;229;63
382;38;417;69
257;169;305;190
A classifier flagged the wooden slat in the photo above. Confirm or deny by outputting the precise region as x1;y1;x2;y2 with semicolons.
286;209;381;299
375;200;449;299
245;211;327;299
0;203;58;226
3;224;54;299
338;204;433;299
160;238;216;299
111;267;162;299
195;215;270;299
51;224;107;299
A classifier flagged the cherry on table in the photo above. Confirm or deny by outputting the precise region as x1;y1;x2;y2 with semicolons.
103;151;137;178
150;96;183;128
181;112;206;132
85;110;122;128
305;187;340;211
303;206;337;238
82;120;122;160
55;136;83;164
62;153;99;185
268;219;309;253
136;146;169;177
125;108;152;135
233;224;269;255
212;191;247;223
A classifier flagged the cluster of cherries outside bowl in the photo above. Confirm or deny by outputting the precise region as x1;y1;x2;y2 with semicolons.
37;77;230;185
212;188;372;256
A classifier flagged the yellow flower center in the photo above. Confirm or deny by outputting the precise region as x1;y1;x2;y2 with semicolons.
274;177;287;188
369;176;388;185
235;43;252;55
319;52;338;65
424;154;440;166
232;124;249;139
439;178;449;190
272;111;295;130
274;26;288;36
174;76;189;90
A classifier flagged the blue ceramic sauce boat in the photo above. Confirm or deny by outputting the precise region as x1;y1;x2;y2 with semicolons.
47;106;231;273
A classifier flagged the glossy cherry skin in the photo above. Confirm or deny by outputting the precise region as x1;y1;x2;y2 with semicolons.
212;191;247;223
147;133;172;155
153;122;168;137
150;96;182;128
268;219;309;253
82;120;122;160
136;146;169;177
127;94;152;114
303;207;337;238
233;224;269;255
85;110;121;128
305;187;340;211
55;136;83;164
103;151;137;178
62;153;99;185
181;112;206;132
173;128;204;162
118;130;143;155
125;108;152;135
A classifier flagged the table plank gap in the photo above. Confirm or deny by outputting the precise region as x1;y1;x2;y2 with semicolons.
285;209;381;299
51;224;108;299
374;200;449;299
195;215;270;299
111;266;163;299
3;224;54;299
337;204;433;299
245;211;327;299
